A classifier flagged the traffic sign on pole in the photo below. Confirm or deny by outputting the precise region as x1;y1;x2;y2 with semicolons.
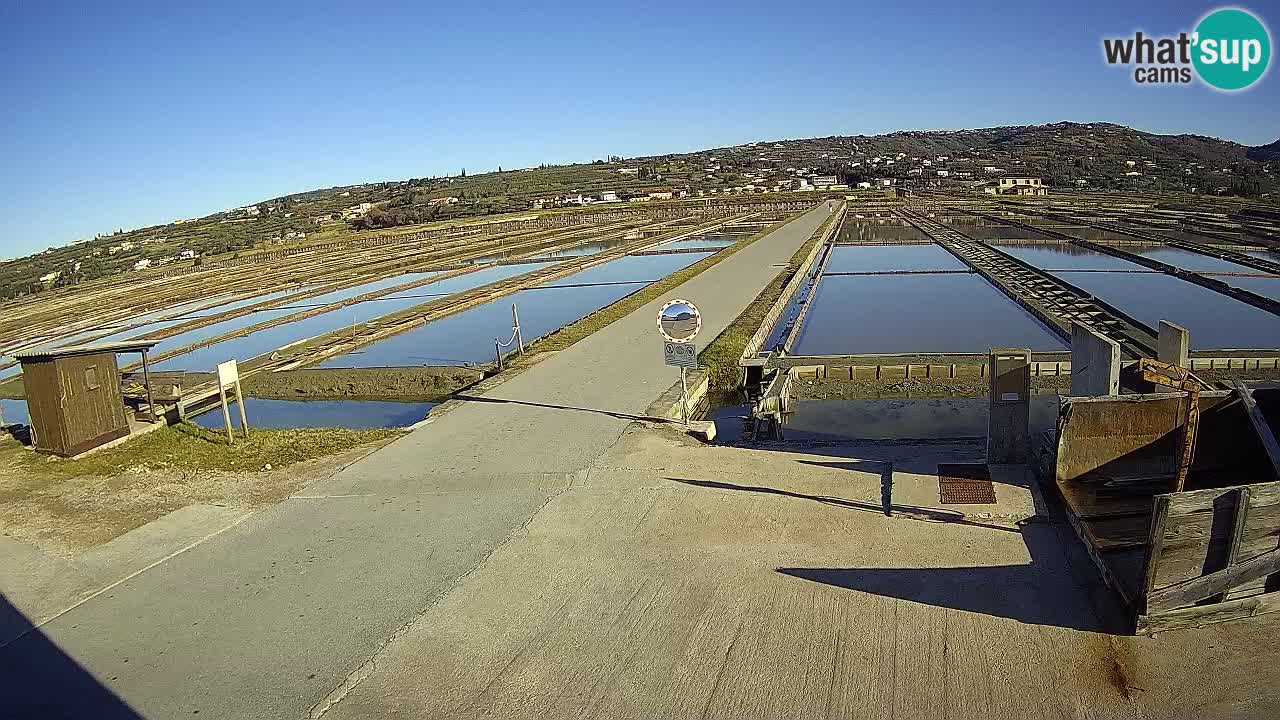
663;341;698;369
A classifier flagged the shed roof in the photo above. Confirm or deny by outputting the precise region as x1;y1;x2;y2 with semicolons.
13;340;160;362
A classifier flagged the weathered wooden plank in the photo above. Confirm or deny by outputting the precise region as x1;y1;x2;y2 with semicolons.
1163;479;1280;515
1152;489;1280;588
1211;487;1251;604
1087;513;1154;552
1054;393;1237;484
1137;592;1280;634
1142;495;1170;610
1235;492;1280;601
1154;533;1280;589
21;359;63;452
1223;577;1269;602
1148;546;1280;612
1056;480;1153;520
1229;381;1280;481
1056;481;1140;608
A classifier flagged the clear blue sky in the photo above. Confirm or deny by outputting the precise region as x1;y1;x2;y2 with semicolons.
2;0;1276;256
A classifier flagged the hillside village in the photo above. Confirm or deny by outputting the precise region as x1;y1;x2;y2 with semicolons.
3;122;1277;302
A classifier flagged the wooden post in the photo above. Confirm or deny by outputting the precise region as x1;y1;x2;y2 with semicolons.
234;379;249;439
218;384;235;445
1210;487;1251;604
1230;381;1280;480
512;303;524;354
140;348;157;423
1141;495;1171;613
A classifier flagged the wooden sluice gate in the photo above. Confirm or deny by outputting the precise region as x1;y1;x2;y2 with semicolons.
741;355;793;440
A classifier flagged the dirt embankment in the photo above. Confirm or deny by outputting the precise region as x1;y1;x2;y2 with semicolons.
0;425;397;554
242;366;485;402
792;374;1071;400
4;366;485;403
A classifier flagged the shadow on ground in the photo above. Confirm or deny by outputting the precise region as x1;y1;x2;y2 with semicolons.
777;517;1111;632
453;393;665;423
668;476;1018;533
669;474;1123;633
795;455;1031;491
0;594;141;719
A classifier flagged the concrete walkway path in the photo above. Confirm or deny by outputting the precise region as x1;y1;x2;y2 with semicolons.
0;202;836;720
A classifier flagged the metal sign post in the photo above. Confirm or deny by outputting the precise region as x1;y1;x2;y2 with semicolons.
216;359;249;445
658;299;702;426
680;367;689;424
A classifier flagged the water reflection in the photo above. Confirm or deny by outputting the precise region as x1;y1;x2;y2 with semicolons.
1129;246;1265;274
527;239;630;260
1054;271;1280;349
0;398;29;426
153;267;527;371
192;398;435;430
837;222;927;244
961;225;1042;241
825;244;965;273
1224;276;1280;302
1243;249;1280;263
995;244;1143;271
319;252;709;367
17;289;302;354
657;235;739;250
792;274;1066;355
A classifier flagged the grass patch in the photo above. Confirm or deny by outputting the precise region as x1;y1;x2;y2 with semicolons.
512;215;797;359
0;375;21;400
698;210;839;393
8;422;399;479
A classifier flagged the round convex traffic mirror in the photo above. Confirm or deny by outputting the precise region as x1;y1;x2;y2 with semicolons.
658;299;701;343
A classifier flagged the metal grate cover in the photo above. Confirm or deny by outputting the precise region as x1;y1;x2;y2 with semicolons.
938;463;997;504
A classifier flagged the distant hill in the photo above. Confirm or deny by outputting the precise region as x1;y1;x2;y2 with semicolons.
3;121;1278;303
679;122;1269;188
1248;139;1280;162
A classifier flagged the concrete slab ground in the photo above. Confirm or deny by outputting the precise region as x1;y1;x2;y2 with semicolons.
321;425;1280;720
0;504;249;645
0;202;840;720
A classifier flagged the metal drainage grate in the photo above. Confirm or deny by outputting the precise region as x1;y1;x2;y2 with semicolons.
938;463;997;505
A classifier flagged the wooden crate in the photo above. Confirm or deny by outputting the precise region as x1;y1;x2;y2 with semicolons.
1054;388;1280;633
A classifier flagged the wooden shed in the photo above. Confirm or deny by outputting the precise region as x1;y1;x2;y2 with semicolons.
12;341;159;457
